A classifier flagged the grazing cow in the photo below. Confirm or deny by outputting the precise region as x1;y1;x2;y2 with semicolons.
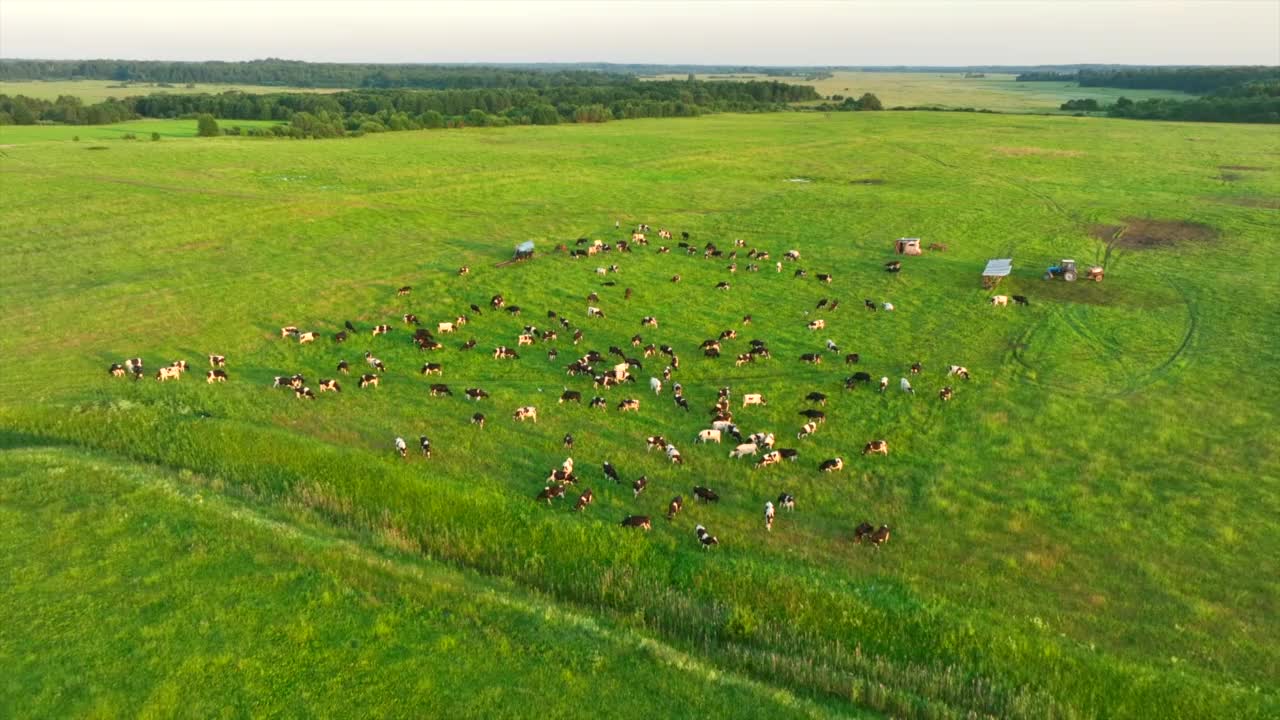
209;354;226;368
713;418;738;434
864;300;877;312
862;440;889;456
601;461;621;485
333;331;348;343
460;339;477;351
806;392;827;406
372;324;391;336
807;319;825;331
785;250;801;261
1012;295;1029;306
395;437;408;458
295;386;316;400
156;366;182;382
595;267;607;276
819;457;844;473
868;525;890;548
696;429;721;444
586;306;605;319
641;316;658;328
777;448;799;462
798;409;826;423
947;365;971;380
575;489;594;512
900;377;914;394
817;273;833;284
359;374;380;388
693;486;719;503
825;339;840;354
471;412;486;428
109;363;127;377
777;493;796;511
319;378;340;392
429;383;452;397
797;422;817;439
794;269;807;278
513;406;537;423
764;501;775;531
562;433;574;450
397;286;412;296
755;451;782;469
621;515;652;530
910;362;922;375
419;436;432;458
458;265;470;276
715;281;731;291
537;485;566;504
517;333;535;347
742;393;765;408
465;388;489;401
730;442;759;458
646;435;668;452
298;331;318;344
735;353;754;367
776;262;783;272
547;469;576;485
845;371;872;388
879;376;889;393
365;352;386;372
666;445;683;464
649;377;662;395
671;274;682;284
695;524;719;549
281;326;300;339
206;369;228;383
674;394;689;411
885;261;902;273
882;302;894;312
939;386;954;402
491;294;505;309
493;346;519;360
438;321;456;334
799;353;822;364
666;495;684;520
990;295;1009;307
632;475;648;498
403;313;419;325
854;522;875;544
748;432;775;449
703;347;721;359
560;390;582;404
590;396;607;409
421;363;443;376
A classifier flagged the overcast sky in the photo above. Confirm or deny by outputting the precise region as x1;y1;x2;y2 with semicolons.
2;0;1277;66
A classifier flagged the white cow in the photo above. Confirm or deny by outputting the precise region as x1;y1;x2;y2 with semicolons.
438;321;456;333
990;295;1009;307
695;429;722;444
900;377;914;394
742;393;765;407
730;442;759;458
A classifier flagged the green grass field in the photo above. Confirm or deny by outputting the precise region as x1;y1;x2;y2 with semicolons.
1;111;1277;718
645;71;1195;112
0;118;284;144
0;79;342;102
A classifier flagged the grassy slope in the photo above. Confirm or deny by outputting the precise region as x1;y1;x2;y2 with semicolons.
0;446;851;719
0;112;1277;717
0;79;341;102
0;118;283;144
644;71;1195;112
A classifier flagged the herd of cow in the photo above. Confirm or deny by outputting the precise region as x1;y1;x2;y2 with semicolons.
106;224;991;552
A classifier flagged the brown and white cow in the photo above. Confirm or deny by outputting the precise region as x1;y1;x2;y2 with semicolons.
513;406;538;423
862;440;889;456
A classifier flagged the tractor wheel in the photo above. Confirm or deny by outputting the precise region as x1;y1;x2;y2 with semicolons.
1063;270;1077;282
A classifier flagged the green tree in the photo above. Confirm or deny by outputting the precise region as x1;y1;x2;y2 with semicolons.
529;104;559;125
857;93;883;111
196;113;220;137
151;132;161;141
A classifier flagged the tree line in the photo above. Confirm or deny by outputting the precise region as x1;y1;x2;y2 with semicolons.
0;79;823;136
1018;66;1280;94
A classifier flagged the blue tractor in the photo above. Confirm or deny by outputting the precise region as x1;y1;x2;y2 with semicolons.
1044;258;1078;282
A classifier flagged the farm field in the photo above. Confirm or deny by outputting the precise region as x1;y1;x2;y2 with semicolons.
644;71;1196;112
0;79;343;102
1;111;1278;718
0;118;284;144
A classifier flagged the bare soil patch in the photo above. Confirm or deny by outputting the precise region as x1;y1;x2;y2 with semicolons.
1091;218;1218;249
1219;165;1267;171
1212;196;1280;210
993;146;1084;158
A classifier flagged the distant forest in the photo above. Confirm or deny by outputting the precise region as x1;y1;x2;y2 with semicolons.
1019;66;1280;123
0;79;825;136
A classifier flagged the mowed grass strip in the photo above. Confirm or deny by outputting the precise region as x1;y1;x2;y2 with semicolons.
1;111;1278;718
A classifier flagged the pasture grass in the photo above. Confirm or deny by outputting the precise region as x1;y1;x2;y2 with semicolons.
644;71;1196;112
0;111;1277;718
0;118;284;144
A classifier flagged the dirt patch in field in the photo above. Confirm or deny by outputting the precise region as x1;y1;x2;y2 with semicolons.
1212;196;1280;210
849;178;886;185
1218;172;1245;183
993;146;1084;158
1090;218;1219;249
1219;165;1267;171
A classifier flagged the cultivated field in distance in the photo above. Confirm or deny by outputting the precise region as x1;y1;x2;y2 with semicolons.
2;111;1277;719
0;79;344;102
643;71;1196;112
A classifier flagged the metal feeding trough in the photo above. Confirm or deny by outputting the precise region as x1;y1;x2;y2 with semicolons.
982;258;1013;288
